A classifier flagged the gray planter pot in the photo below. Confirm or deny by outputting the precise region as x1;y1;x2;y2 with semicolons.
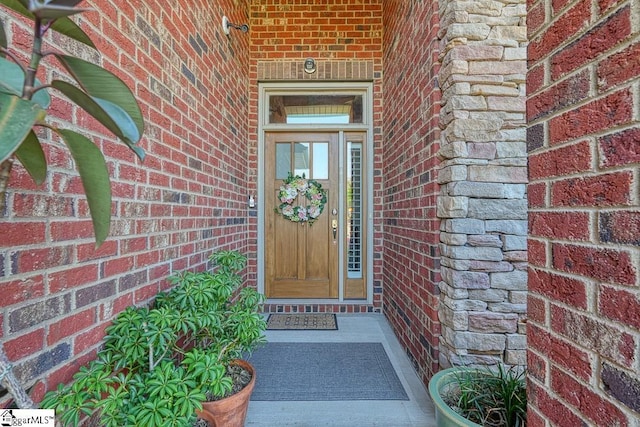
428;368;482;427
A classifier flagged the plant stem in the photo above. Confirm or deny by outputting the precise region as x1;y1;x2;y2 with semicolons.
2;16;45;216
23;17;44;101
0;343;36;409
216;340;238;363
0;16;48;412
0;158;14;215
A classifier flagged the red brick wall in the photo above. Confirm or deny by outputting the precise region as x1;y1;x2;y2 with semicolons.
250;1;383;61
248;0;385;313
527;0;640;422
0;0;251;403
381;0;442;381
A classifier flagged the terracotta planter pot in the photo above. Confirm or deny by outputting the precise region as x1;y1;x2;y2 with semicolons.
197;360;256;427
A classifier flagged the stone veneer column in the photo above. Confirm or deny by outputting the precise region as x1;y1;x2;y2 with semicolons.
436;0;528;367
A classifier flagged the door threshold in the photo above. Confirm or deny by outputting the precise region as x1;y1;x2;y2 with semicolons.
265;298;368;305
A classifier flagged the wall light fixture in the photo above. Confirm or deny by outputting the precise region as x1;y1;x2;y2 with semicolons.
222;16;249;35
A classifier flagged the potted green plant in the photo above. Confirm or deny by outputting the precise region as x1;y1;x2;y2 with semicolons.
0;0;144;408
428;365;526;427
41;250;267;427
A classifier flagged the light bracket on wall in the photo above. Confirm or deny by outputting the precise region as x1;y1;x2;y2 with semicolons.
222;16;249;35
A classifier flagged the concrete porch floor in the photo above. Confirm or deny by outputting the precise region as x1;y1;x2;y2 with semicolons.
245;313;436;426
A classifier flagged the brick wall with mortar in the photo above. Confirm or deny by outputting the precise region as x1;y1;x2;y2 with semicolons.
7;3;635;419
381;0;443;382
248;0;385;314
0;0;251;403
527;0;640;423
436;0;529;367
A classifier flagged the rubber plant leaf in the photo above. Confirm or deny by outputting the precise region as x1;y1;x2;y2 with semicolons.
28;2;91;21
49;16;96;49
0;92;45;163
56;128;111;247
36;0;84;6
54;54;145;144
0;0;95;49
51;80;143;156
14;130;46;185
0;0;30;14
0;19;6;58
0;57;51;108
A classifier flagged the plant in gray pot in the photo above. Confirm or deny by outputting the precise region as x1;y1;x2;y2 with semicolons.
41;250;266;427
428;365;526;427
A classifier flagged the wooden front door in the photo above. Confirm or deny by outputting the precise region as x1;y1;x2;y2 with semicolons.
265;132;339;298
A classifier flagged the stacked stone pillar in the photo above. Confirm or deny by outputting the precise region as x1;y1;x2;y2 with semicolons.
436;0;528;367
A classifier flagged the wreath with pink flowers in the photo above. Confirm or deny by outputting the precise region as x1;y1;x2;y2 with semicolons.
276;173;327;225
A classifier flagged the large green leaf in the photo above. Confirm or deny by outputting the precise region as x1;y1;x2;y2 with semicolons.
50;16;95;49
0;57;51;108
0;60;23;98
0;92;45;162
0;0;31;16
29;2;90;20
0;0;95;49
14;129;46;184
37;0;85;7
0;19;7;58
51;80;141;147
94;97;145;160
54;54;144;142
56;128;111;247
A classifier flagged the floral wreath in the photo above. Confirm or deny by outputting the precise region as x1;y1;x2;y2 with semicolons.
276;173;327;225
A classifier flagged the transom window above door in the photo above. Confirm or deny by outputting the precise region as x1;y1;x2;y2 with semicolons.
268;94;364;124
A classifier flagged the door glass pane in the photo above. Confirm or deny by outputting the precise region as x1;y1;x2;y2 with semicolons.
276;143;291;179
269;94;363;124
313;143;329;179
294;143;310;177
347;142;363;278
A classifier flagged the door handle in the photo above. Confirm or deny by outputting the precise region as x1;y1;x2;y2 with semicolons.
332;219;338;239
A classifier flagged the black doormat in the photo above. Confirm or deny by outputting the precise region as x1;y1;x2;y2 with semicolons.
266;313;338;330
247;342;409;401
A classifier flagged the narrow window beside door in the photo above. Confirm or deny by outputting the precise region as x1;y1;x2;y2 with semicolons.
347;142;362;279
